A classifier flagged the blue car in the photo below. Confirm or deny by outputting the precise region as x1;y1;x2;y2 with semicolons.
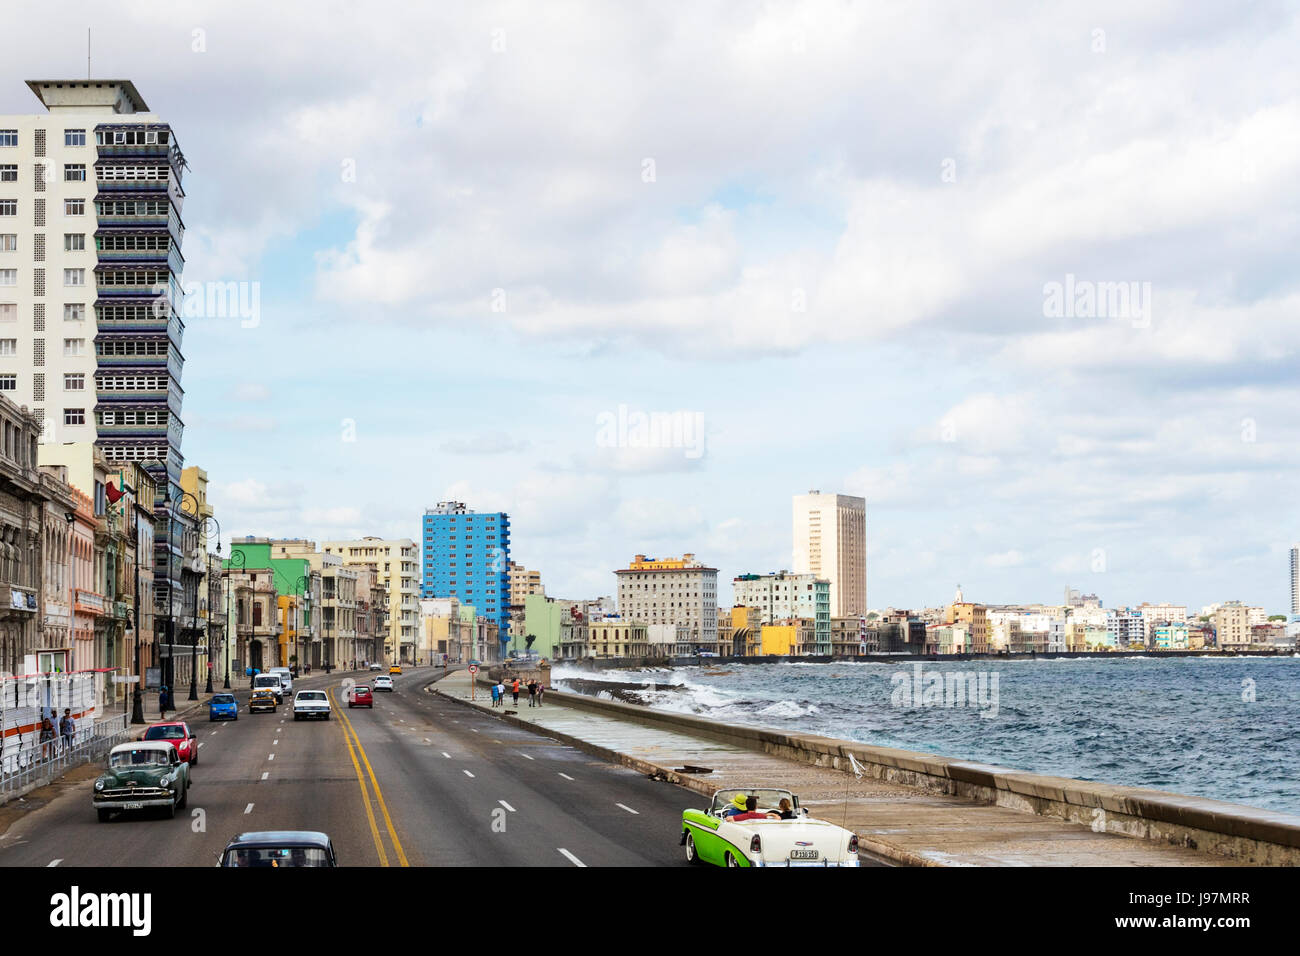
209;693;239;722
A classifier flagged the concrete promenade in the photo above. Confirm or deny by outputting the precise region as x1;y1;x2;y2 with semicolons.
433;669;1240;866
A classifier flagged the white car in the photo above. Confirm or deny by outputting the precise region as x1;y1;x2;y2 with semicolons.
372;676;394;692
252;673;284;703
292;690;331;721
268;667;294;694
681;788;860;867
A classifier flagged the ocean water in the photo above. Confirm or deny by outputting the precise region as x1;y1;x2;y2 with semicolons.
551;657;1300;813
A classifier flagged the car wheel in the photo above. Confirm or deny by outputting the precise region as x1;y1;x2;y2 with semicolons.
685;832;702;865
192;752;198;766
724;852;740;868
325;713;330;720
97;809;111;823
165;798;176;820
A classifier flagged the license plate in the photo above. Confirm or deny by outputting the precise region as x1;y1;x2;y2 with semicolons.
124;802;143;810
789;849;819;860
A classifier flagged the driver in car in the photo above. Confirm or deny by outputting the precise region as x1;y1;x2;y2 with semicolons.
721;793;749;817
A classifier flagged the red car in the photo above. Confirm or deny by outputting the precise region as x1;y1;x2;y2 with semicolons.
141;720;199;765
347;685;373;709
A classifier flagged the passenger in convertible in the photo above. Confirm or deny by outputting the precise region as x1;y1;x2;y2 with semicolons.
776;798;796;819
721;793;749;818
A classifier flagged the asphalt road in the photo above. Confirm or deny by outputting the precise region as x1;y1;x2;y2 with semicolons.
0;667;699;867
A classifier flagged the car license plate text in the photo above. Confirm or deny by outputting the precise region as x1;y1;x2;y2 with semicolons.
790;849;819;860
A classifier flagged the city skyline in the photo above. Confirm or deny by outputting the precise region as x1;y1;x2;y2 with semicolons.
3;5;1297;616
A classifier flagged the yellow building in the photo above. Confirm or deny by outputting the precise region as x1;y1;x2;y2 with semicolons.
760;619;814;655
730;606;763;656
947;600;988;654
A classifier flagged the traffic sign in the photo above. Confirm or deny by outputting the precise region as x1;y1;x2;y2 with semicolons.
467;664;478;674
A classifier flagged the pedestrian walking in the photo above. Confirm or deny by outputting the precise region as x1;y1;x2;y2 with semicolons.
527;679;537;707
491;683;500;707
511;677;520;706
59;708;75;753
496;681;505;707
39;713;55;760
536;681;545;706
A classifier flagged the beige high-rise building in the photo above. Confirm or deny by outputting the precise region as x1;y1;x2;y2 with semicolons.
615;553;717;649
322;537;418;663
792;491;866;617
1214;601;1251;651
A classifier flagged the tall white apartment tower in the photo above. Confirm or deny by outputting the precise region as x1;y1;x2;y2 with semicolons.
1291;546;1299;617
2;80;189;618
792;490;866;617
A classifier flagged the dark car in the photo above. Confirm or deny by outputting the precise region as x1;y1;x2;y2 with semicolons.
220;830;338;867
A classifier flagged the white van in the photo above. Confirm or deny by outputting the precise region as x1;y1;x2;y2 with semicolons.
268;667;294;695
252;673;284;703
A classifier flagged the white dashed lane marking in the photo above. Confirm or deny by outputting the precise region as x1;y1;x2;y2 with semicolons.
558;773;574;781
442;752;451;759
267;753;275;761
616;803;640;815
47;859;61;867
244;803;254;814
261;772;269;780
498;800;516;812
518;753;534;760
463;770;475;778
557;848;586;867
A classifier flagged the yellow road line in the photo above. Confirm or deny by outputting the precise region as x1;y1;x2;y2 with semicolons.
333;686;410;867
333;688;388;866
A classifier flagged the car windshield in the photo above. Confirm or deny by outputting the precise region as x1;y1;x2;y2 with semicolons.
222;846;330;867
254;677;279;686
712;789;797;814
354;686;370;693
298;692;326;701
212;695;235;705
144;725;185;740
109;748;170;768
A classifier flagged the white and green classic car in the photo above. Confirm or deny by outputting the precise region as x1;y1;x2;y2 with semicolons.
93;741;191;821
681;788;859;867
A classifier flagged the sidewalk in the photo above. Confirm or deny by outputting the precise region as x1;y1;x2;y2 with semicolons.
434;669;1239;867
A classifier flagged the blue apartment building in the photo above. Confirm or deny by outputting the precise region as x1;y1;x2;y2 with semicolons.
421;502;511;645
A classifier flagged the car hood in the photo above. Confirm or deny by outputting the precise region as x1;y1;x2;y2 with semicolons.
100;768;172;787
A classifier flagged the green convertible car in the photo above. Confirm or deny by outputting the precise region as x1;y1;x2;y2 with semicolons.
681;787;860;867
93;741;191;821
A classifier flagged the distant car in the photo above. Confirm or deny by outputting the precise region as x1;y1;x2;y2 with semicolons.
209;693;238;722
142;720;199;766
249;689;278;713
348;685;373;708
293;690;331;721
268;667;294;695
94;741;190;821
369;663;382;671
373;676;394;692
681;788;859;867
220;830;337;867
252;673;284;703
389;665;402;675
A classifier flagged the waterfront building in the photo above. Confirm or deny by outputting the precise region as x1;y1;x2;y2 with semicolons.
322;537;418;664
585;620;650;659
615;553;717;650
422;502;511;650
1152;621;1190;650
733;571;830;653
792;490;866;616
926;622;971;654
760;618;815;656
947;592;988;654
507;560;541;638
646;622;688;656
1138;603;1187;645
831;615;871;655
419;596;460;662
1114;609;1146;649
1214;601;1251;651
1249;622;1288;649
730;605;762;656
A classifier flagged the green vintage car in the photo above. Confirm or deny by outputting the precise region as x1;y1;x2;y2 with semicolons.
681;788;860;867
93;741;191;821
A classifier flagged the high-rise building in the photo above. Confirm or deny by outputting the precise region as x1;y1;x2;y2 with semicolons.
733;571;830;652
792;490;866;617
421;502;511;649
3;80;190;651
322;537;418;663
615;553;717;649
1214;601;1250;651
1291;546;1299;617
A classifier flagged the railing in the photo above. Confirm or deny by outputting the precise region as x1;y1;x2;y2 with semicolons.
1;713;130;800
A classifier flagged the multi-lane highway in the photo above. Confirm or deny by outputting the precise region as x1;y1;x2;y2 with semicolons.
0;668;697;867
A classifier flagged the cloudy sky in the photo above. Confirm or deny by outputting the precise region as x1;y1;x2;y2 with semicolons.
7;2;1299;612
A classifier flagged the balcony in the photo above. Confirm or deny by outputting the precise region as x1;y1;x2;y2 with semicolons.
75;589;106;616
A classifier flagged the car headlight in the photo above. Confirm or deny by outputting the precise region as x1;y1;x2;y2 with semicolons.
160;774;172;786
94;778;105;791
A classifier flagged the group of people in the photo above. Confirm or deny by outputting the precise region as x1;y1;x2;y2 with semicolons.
489;676;546;708
37;708;77;760
722;793;797;822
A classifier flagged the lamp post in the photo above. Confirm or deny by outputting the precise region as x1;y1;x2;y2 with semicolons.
224;548;244;689
137;458;174;716
294;574;311;678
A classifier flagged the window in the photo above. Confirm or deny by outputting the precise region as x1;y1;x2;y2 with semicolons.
0;200;15;216
63;234;84;251
63;303;85;321
63;338;85;356
64;373;84;390
0;375;14;391
0;165;15;182
63;268;84;286
0;131;15;147
64;129;85;147
64;199;84;216
63;408;85;426
0;304;15;322
0;234;15;251
0;269;14;286
0;339;15;355
63;164;86;182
